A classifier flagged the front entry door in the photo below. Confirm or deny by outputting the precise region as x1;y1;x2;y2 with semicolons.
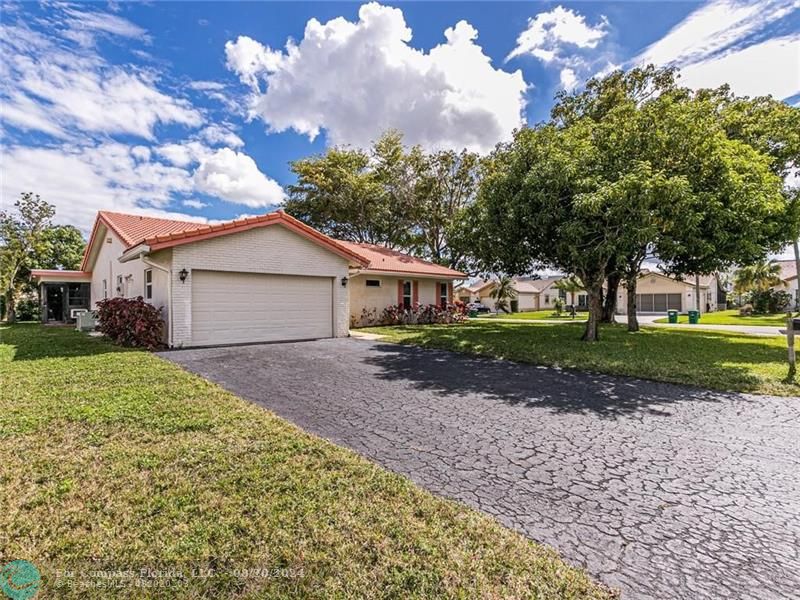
46;285;65;321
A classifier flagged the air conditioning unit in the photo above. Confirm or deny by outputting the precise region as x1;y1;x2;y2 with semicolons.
70;308;88;319
76;311;98;332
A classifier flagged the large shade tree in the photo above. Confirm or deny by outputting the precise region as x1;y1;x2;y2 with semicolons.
470;66;789;341
285;130;481;269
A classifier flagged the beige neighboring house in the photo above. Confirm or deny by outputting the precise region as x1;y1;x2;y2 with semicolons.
770;260;799;300
616;270;719;314
339;241;465;326
32;210;463;348
455;275;575;312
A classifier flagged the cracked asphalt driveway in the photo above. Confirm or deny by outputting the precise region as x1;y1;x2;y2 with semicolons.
161;338;800;600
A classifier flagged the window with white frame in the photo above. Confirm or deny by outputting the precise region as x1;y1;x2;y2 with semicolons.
365;279;381;287
102;279;107;299
439;282;448;308
402;281;412;309
544;294;550;304
116;275;123;296
144;269;153;300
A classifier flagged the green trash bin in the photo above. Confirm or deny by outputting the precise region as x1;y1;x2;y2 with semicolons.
688;310;700;324
667;309;678;324
468;309;478;318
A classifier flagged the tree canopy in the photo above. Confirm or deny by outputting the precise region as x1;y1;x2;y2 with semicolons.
468;66;791;341
285;130;480;270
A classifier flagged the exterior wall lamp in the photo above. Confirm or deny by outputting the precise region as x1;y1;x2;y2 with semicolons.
179;268;189;283
341;276;348;287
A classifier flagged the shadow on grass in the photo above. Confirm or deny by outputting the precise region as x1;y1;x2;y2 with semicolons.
1;323;126;361
363;322;796;415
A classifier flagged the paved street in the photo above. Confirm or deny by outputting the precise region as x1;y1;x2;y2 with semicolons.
161;338;800;599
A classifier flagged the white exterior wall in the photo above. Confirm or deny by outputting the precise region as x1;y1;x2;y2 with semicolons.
516;292;539;311
169;225;350;347
89;227;170;333
349;274;453;326
617;275;714;314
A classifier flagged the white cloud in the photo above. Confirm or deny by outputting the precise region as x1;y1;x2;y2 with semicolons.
183;199;209;209
633;0;799;100
0;12;202;140
194;148;285;208
199;124;244;148
224;2;526;152
507;6;609;63
678;34;800;99
1;143;196;233
61;7;151;47
559;68;579;92
188;80;227;91
636;0;795;68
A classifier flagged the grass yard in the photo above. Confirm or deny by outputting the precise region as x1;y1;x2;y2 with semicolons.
653;309;794;327
369;321;798;396
0;324;614;600
477;310;582;321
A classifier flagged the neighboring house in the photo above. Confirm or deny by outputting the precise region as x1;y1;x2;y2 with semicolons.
32;210;464;348
338;241;466;326
456;276;570;312
769;260;799;301
616;270;719;314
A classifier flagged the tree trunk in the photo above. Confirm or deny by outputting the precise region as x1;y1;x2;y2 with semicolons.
581;279;604;342
793;238;800;311
602;272;621;323
626;275;639;332
5;289;17;324
695;274;701;313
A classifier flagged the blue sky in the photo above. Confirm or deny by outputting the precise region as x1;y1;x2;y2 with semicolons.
1;0;798;236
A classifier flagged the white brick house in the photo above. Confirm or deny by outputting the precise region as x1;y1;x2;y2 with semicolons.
32;210;464;347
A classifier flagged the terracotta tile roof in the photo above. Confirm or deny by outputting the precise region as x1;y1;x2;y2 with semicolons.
141;211;369;266
336;241;466;278
99;211;207;247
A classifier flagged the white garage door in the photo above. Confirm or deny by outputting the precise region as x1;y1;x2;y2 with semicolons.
191;270;333;346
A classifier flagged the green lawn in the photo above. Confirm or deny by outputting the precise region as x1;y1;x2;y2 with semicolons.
0;324;614;600
653;309;794;327
477;310;585;320
369;321;798;396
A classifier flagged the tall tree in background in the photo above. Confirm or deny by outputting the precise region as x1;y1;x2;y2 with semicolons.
733;261;783;294
1;193;55;322
33;225;85;271
489;275;517;314
414;149;480;270
285;131;480;268
709;91;800;308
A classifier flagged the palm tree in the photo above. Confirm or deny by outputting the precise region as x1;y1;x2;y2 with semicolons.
554;276;583;316
489;275;518;313
733;261;783;295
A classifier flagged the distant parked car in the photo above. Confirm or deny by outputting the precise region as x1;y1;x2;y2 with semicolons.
467;302;491;314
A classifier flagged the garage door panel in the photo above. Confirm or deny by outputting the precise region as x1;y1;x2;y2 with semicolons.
191;270;333;346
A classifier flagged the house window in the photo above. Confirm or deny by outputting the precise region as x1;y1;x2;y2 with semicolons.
102;279;107;299
558;289;567;300
144;269;153;300
544;294;550;305
116;275;123;296
365;279;381;287
402;281;412;309
439;282;448;308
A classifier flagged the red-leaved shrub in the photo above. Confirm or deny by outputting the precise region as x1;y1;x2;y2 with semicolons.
95;297;165;350
379;302;467;326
